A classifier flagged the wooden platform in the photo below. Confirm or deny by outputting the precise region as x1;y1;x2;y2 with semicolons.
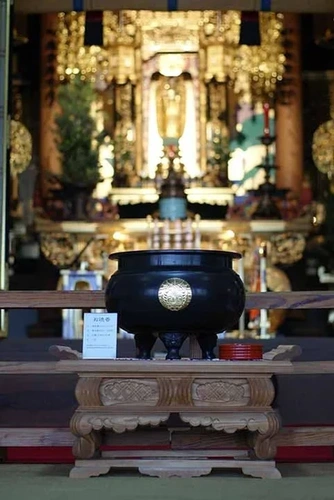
2;290;334;472
70;455;281;479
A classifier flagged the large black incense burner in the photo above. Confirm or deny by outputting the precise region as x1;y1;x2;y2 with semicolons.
105;250;245;360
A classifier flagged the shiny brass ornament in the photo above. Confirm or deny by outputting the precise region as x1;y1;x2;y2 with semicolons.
158;278;192;312
312;119;334;176
312;77;334;179
10;120;32;174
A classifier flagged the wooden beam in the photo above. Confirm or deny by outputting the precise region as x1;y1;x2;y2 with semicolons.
275;427;334;447
171;430;247;449
1;290;334;310
292;361;334;374
0;359;292;374
54;358;293;374
2;359;334;376
13;0;334;13
0;428;75;447
0;426;334;448
0;361;61;374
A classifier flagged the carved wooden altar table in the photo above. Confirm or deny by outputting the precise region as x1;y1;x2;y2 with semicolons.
56;356;295;479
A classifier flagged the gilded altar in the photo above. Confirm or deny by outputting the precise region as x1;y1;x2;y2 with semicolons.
32;10;313;339
41;9;287;203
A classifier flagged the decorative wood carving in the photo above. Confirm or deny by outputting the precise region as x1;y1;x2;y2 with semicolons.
77;413;170;435
192;378;250;407
70;465;111;479
179;412;271;433
249;411;281;460
75;377;102;407
49;345;82;360
72;432;101;460
248;378;275;407
263;344;302;361
69;458;281;479
70;413;101;459
67;359;289;478
100;379;159;407
242;463;281;479
157;377;193;407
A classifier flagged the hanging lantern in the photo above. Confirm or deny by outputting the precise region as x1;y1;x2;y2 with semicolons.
56;11;139;84
84;11;104;47
313;120;334;180
239;11;261;46
10;120;32;175
229;12;286;104
312;80;334;182
200;11;285;104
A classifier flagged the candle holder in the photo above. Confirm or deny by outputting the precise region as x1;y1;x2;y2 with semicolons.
248;133;289;220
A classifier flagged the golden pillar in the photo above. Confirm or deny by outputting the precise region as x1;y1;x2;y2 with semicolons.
275;14;303;198
40;14;60;197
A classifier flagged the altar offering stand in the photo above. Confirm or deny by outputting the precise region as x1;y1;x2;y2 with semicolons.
55;345;300;479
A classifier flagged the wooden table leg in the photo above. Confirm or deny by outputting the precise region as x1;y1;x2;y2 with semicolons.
248;412;281;460
70;413;102;460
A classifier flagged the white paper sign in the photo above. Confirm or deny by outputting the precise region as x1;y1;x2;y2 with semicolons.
83;313;117;359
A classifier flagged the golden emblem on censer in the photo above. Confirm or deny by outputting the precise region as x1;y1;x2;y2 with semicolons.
158;278;192;312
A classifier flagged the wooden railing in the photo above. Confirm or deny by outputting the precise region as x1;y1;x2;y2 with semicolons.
1;290;334;309
1;289;334;452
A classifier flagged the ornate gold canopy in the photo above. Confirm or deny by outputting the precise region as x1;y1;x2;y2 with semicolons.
56;10;285;103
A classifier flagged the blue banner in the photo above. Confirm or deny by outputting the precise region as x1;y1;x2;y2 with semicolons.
167;0;178;11
73;0;84;11
261;0;272;11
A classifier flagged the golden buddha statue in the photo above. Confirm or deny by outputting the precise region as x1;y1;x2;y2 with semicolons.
153;72;189;145
147;56;198;179
156;76;186;142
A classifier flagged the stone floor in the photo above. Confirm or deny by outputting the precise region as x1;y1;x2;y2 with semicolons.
1;464;334;500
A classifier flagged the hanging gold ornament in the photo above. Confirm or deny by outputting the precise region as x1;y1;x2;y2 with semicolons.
312;78;334;184
56;11;139;84
313;120;334;175
228;12;285;103
56;10;285;103
199;11;285;103
10;120;33;175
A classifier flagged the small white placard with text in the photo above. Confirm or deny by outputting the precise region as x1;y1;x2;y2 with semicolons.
83;313;117;359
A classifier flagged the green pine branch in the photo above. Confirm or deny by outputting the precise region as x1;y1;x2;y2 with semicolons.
54;77;103;186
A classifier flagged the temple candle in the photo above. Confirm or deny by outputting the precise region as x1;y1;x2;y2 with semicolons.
238;256;245;336
259;244;268;338
263;102;270;137
242;154;246;182
146;215;153;249
194;214;201;249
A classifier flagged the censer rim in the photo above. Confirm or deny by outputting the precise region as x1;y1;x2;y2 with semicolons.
108;249;242;261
